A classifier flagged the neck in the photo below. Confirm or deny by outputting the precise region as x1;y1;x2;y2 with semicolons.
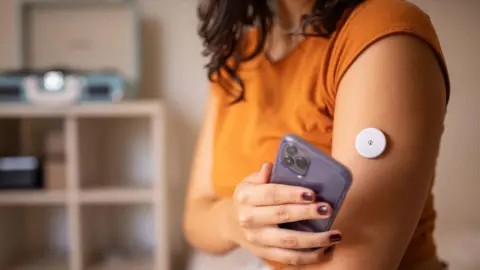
274;0;314;32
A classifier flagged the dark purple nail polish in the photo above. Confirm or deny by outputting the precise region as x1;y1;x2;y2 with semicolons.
301;192;314;202
329;233;342;243
317;205;329;215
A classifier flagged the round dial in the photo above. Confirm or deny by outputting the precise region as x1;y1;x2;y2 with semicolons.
43;71;65;92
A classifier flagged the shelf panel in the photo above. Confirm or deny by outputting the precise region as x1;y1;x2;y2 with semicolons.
0;190;67;205
7;256;68;270
0;189;154;205
0;206;69;269
78;117;155;190
87;257;153;270
80;188;154;204
0;100;164;118
81;205;155;269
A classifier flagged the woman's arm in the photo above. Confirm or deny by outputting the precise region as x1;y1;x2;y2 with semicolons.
305;34;447;269
183;93;238;255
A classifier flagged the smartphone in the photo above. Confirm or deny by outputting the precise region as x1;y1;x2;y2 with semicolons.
270;134;352;233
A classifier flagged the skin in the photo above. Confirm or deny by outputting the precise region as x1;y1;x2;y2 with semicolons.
183;0;447;269
266;0;313;62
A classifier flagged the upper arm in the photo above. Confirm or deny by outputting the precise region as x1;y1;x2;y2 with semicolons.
320;35;447;269
184;92;219;214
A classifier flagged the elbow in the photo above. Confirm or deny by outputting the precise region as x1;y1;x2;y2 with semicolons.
202;248;232;257
183;213;232;256
182;214;203;252
192;244;233;257
183;226;232;256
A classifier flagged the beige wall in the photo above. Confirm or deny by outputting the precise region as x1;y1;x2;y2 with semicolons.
415;1;480;269
0;0;479;269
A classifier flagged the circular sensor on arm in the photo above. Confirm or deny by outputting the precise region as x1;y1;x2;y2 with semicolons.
355;128;387;159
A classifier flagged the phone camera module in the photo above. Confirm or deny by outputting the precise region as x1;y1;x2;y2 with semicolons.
286;145;298;156
295;157;308;169
283;156;295;167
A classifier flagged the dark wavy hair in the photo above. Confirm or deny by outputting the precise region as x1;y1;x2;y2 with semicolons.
198;0;365;103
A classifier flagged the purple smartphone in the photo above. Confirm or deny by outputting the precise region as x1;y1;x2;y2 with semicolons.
270;134;352;233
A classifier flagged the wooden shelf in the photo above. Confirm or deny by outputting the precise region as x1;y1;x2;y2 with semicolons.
7;256;68;270
87;257;153;270
0;101;168;270
0;100;164;118
80;188;154;204
0;190;67;205
0;189;154;205
0;207;69;270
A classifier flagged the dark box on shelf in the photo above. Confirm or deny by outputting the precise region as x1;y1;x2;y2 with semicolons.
0;156;43;189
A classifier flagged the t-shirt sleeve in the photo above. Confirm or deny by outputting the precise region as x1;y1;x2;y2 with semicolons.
325;0;450;104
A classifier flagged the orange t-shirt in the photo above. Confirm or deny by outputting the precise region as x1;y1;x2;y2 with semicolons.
210;0;449;268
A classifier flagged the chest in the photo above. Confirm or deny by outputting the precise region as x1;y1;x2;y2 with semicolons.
211;39;336;196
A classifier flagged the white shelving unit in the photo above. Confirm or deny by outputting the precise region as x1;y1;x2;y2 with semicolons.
0;100;169;270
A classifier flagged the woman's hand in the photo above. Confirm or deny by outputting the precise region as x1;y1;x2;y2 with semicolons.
227;163;343;266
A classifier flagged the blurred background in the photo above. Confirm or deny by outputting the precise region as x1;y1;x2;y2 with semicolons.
0;0;478;270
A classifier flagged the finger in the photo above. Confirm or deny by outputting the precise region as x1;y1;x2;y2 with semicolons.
239;203;331;228
246;227;342;250
236;183;316;206
244;163;272;185
234;163;273;202
251;244;322;266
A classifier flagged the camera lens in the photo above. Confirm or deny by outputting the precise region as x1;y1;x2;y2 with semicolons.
283;156;295;167
296;157;308;169
286;145;298;156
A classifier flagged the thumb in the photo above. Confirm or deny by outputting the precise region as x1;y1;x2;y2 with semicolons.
255;162;273;184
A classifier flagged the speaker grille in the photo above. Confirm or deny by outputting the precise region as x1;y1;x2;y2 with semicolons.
0;86;22;100
87;86;110;97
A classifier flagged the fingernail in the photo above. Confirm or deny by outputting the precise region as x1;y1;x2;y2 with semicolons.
261;163;267;170
329;233;342;243
301;192;314;202
317;205;329;215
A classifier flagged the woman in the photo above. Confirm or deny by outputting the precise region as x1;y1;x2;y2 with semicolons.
183;0;450;269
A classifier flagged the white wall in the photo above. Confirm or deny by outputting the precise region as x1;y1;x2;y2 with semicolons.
1;0;479;269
